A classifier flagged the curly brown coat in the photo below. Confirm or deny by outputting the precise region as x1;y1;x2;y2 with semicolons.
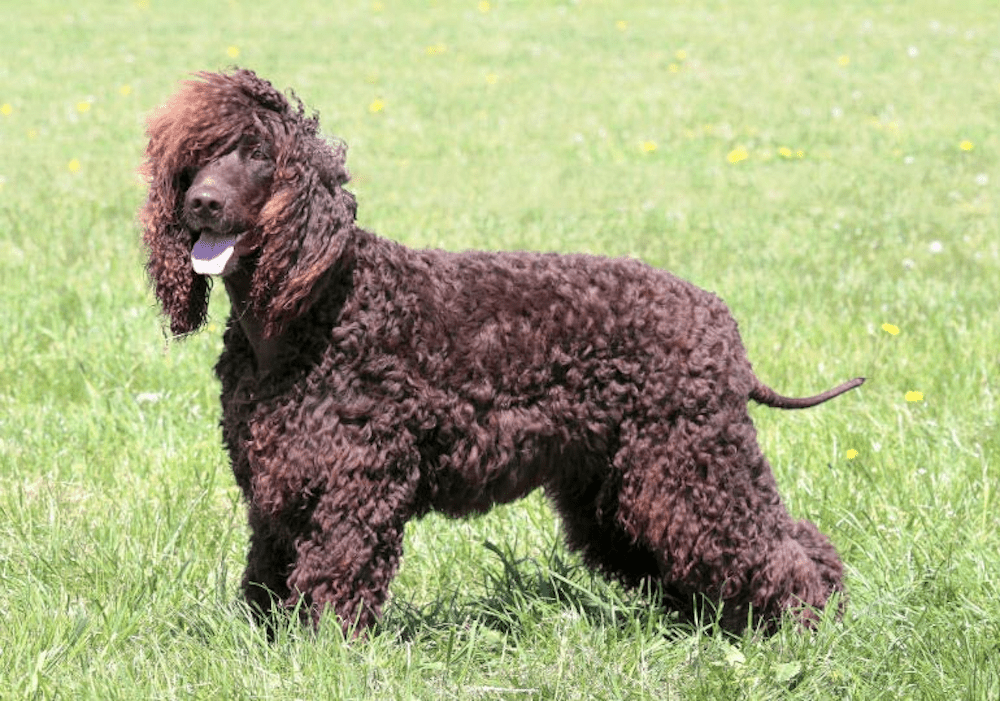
141;68;862;637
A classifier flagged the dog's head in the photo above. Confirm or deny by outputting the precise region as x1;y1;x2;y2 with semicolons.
140;68;357;337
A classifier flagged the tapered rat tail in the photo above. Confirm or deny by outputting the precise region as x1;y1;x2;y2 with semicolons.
750;377;865;409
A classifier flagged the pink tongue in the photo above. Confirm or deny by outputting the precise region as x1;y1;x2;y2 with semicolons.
191;232;236;275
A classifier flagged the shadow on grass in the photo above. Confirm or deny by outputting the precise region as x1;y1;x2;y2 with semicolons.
379;539;697;644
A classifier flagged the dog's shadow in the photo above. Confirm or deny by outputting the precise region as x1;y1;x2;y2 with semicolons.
380;540;690;644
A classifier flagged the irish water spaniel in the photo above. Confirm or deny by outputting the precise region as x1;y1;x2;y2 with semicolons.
141;68;863;637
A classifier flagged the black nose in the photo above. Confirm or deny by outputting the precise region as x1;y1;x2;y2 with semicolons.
185;186;224;222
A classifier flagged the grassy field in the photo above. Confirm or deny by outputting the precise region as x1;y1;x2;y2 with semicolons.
2;0;999;697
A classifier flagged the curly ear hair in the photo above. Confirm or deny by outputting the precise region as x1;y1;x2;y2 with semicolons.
140;68;356;337
249;130;357;338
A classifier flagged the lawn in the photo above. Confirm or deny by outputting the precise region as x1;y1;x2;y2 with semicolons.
1;0;998;698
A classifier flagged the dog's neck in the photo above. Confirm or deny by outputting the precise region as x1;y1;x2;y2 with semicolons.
222;266;289;376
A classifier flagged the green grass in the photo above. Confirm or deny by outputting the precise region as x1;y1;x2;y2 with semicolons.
2;0;999;698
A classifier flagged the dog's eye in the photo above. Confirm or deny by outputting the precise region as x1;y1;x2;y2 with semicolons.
177;168;195;191
240;137;271;162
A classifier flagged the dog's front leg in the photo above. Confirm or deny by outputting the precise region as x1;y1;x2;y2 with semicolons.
282;441;420;637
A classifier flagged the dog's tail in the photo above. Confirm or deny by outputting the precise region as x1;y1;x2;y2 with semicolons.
750;377;865;409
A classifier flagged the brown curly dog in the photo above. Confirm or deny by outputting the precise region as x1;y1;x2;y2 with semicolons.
140;68;863;637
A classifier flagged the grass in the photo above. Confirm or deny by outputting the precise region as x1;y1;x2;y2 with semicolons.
2;0;999;697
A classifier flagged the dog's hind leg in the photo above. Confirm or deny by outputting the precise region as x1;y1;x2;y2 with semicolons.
610;408;843;633
545;456;662;591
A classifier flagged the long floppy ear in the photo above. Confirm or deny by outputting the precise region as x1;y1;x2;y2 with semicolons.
140;171;211;337
139;70;253;338
250;141;357;338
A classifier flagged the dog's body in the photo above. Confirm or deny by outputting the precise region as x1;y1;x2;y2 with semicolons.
142;69;862;636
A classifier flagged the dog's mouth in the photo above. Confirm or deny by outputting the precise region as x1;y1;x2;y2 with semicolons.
191;230;242;276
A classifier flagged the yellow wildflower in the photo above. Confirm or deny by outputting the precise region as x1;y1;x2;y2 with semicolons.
846;449;859;460
959;140;974;152
76;101;91;113
478;1;490;12
675;49;687;61
641;141;657;153
425;43;447;56
68;159;81;172
727;147;748;164
881;323;899;335
837;55;850;66
1;103;11;116
368;99;385;113
119;84;132;96
616;20;628;31
905;391;924;402
485;73;499;85
778;146;793;159
227;46;240;59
